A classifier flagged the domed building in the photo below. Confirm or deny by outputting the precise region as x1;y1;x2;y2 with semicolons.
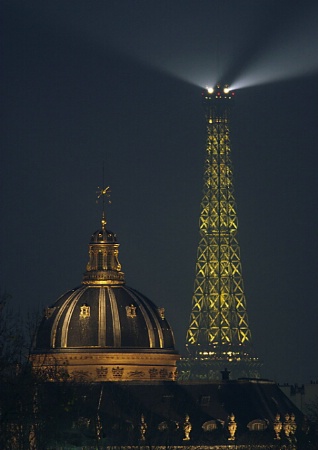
31;210;179;382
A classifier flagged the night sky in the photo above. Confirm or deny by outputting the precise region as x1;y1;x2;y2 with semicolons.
1;0;318;384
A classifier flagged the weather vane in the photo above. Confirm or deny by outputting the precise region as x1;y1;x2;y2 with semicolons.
96;186;111;229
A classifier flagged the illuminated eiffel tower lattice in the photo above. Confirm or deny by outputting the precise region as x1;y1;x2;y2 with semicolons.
179;85;261;381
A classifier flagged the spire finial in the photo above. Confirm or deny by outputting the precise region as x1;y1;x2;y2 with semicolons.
84;184;124;286
96;186;111;230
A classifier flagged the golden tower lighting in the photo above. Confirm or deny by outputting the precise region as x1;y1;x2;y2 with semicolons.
180;85;261;380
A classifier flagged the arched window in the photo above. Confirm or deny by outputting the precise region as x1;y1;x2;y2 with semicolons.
202;420;218;431
97;251;103;270
247;419;268;431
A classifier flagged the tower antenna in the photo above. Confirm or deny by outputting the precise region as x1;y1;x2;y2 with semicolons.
215;0;221;83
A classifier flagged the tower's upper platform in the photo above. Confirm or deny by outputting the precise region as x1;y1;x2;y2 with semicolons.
203;84;235;120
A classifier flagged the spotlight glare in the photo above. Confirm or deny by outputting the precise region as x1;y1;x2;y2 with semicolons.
223;86;230;94
207;86;214;94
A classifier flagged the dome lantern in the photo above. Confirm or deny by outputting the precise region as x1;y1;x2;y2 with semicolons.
83;185;124;285
82;226;125;286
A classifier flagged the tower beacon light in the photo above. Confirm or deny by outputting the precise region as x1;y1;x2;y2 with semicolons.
205;84;234;97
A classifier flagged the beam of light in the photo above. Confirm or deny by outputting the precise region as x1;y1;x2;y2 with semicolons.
231;6;318;91
118;3;318;93
101;1;318;94
18;1;318;93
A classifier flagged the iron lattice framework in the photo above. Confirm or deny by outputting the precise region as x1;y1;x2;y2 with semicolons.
180;86;261;380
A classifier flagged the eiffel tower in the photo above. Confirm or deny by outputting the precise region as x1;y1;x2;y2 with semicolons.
179;85;261;381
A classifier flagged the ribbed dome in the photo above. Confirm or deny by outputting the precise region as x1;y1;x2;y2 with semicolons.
90;228;117;243
31;215;179;382
34;285;175;350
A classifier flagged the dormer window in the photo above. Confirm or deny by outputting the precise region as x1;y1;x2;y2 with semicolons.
247;419;268;431
80;304;90;319
126;304;137;318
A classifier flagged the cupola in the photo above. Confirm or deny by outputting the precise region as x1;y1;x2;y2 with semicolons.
31;188;180;382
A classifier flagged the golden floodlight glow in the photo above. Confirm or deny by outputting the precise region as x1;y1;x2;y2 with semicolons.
223;86;230;94
207;86;214;94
